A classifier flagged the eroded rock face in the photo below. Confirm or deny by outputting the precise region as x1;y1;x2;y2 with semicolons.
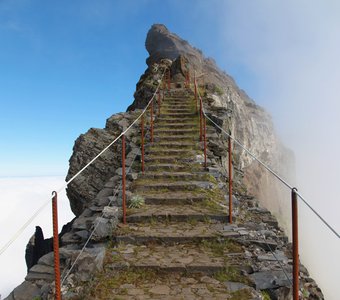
145;24;203;68
66;111;142;216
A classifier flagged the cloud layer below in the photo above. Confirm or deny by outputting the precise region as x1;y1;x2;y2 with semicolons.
0;176;74;298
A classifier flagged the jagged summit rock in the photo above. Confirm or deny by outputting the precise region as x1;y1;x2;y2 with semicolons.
146;24;201;67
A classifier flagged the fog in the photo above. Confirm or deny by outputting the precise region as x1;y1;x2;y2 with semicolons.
0;177;74;298
218;1;340;299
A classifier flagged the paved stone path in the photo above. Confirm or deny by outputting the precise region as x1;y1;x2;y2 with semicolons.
77;86;263;299
76;86;323;300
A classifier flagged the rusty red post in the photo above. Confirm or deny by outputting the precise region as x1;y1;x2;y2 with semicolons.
202;75;205;94
122;135;126;224
203;116;207;168
194;76;198;114
141;115;145;174
158;91;161;116
52;191;61;300
228;136;233;224
292;188;299;300
150;100;154;143
199;97;203;142
167;69;171;90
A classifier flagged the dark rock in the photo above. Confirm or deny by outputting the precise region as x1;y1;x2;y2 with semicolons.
250;270;292;290
25;226;51;271
145;24;202;69
249;239;278;251
224;281;249;292
4;281;41;300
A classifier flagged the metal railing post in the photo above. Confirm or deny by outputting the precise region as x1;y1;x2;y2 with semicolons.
52;191;61;300
141;115;145;174
228;136;233;224
204;116;207;168
158;91;161;116
292;188;299;300
194;76;198;114
122;135;126;224
150;100;154;143
199;98;203;142
167;69;171;90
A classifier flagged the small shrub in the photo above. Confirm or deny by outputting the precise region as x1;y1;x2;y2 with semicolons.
128;195;145;209
213;85;224;96
261;290;271;300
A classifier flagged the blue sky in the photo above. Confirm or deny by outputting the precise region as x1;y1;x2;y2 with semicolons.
0;0;255;177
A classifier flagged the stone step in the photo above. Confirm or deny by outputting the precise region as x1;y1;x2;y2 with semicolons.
145;163;203;172
107;243;239;275
155;123;198;129
126;204;227;223
160;112;196;118
162;102;193;107
157;117;198;124
153;128;199;135
161;104;194;109
90;269;249;299
114;221;229;246
142;192;206;205
161;109;194;114
141;171;207;181
145;149;196;156
148;141;199;149
145;155;195;164
145;156;193;164
154;135;199;142
133;181;213;192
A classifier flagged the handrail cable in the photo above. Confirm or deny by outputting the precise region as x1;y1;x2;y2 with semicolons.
196;82;339;239
262;234;293;285
0;69;166;256
61;151;139;286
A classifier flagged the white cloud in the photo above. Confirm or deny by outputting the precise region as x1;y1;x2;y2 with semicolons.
217;1;340;298
0;177;74;298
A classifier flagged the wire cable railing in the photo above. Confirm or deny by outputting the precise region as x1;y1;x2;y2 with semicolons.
194;74;339;300
0;69;166;257
196;79;339;239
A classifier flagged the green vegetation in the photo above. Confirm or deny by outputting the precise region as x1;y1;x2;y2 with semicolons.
84;268;158;299
128;194;145;209
213;85;224;96
201;239;243;256
261;290;271;300
214;267;251;285
230;289;253;300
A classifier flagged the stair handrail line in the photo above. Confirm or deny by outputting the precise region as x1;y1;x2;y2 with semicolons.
196;83;339;239
61;150;139;286
0;69;167;257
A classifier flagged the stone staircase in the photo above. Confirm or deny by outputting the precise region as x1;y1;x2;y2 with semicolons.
78;87;320;300
79;87;264;299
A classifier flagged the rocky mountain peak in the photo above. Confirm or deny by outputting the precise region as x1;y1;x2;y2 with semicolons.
146;24;203;69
